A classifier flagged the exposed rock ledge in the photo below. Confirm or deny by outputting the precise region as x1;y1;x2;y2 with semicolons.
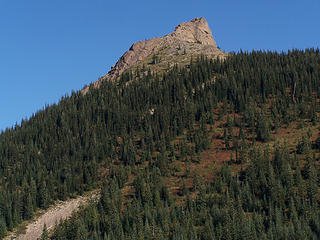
82;17;226;94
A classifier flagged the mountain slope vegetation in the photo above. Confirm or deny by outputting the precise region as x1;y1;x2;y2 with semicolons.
1;49;320;239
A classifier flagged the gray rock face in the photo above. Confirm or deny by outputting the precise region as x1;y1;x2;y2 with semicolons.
170;17;217;46
83;17;225;93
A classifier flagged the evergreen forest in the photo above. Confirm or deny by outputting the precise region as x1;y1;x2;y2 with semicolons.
1;49;320;239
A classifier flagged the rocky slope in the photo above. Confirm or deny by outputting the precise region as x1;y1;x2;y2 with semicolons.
83;17;226;93
4;191;99;240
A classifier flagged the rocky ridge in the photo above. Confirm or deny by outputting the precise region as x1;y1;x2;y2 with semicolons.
83;17;226;93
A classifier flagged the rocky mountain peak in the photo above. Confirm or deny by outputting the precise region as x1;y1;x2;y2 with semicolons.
170;17;217;46
83;17;226;93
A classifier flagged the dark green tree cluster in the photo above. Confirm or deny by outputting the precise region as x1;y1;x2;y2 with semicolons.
50;142;320;239
0;48;320;239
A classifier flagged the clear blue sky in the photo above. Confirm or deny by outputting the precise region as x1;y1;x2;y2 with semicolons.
0;0;319;131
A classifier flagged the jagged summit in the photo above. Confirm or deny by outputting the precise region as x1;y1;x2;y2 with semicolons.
170;17;217;46
83;17;226;93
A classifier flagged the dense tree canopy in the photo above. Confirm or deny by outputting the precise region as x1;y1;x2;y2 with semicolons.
1;48;320;239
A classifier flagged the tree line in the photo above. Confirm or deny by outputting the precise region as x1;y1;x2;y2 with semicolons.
1;48;320;239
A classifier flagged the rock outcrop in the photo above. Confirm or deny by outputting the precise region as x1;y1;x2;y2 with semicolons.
170;17;217;46
83;17;226;93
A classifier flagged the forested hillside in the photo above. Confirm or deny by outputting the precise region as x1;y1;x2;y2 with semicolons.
1;49;320;239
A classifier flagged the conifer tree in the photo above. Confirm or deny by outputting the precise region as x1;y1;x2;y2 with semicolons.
40;224;49;240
